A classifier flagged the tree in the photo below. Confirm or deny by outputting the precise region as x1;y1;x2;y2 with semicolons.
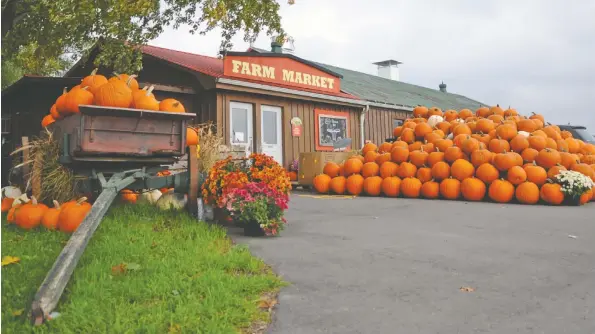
1;0;287;74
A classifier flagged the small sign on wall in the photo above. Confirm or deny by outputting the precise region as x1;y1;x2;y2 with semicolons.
291;117;303;137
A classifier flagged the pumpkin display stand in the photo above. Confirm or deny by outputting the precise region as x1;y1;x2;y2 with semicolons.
30;105;203;326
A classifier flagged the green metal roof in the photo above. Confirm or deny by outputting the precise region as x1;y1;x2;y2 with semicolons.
246;47;486;110
319;63;486;111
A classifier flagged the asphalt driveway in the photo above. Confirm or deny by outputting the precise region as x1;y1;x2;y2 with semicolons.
230;194;595;334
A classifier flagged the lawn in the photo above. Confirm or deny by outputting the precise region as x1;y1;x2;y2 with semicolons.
1;204;285;333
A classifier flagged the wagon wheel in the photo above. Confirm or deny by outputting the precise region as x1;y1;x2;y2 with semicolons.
186;145;200;216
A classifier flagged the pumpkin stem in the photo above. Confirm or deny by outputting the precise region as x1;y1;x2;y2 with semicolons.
112;71;121;78
76;197;88;205
90;68;99;76
62;87;68;95
53;200;61;209
126;76;135;87
141;86;148;91
31;196;38;205
146;85;155;96
173;102;179;107
81;86;90;91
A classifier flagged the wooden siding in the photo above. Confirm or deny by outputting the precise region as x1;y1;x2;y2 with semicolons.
365;106;411;144
215;91;362;168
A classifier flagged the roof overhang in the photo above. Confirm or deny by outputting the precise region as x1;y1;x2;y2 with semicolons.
2;76;82;97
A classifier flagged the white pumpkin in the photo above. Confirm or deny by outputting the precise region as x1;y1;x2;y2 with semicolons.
427;115;444;128
1;186;22;199
12;193;30;207
518;131;530;138
138;189;162;204
155;192;187;211
446;133;454;140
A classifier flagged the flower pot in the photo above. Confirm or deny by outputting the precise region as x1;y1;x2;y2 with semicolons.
564;196;581;206
244;221;265;237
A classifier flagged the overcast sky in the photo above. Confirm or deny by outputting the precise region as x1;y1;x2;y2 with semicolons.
152;0;595;134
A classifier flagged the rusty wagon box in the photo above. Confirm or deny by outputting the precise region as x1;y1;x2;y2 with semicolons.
298;151;356;186
51;105;195;163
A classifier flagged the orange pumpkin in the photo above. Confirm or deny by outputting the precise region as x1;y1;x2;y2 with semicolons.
515;182;540;204
344;158;364;176
431;161;451;181
535;148;561;169
435;139;454;152
416;167;433;184
420;180;440;199
313;174;332;193
440;178;461;200
41;200;61;230
363;176;383;196
493;152;521;172
571;163;595;181
443;109;459;121
547;165;567;179
1;197;15;212
381;177;401;197
362;162;380;178
476;163;499;184
521;148;539;163
63;86;94;115
81;68;108;95
94;78;133;108
510;134;529;153
470;149;493;167
523;163;547;186
329;176;346;194
401;177;422;198
391;146;410;164
364;151;379;163
6;204;22;223
475;119;495;133
400;128;416;144
409;150;429;168
427;151;445;167
323;162;341;178
41;114;56;128
111;73;139;90
346;174;364;195
55;87;69;115
412;106;429;119
459;109;473;119
132;86;159;110
488;179;515;203
516;119;538;133
378;142;393;153
288;171;298;181
540;183;564;205
49;104;62;120
375;153;391;166
488;138;510;153
414;122;433;140
58;197;92;233
461;177;486;201
15;196;48;230
186;127;199;146
362;142;378;156
159;99;186;113
397;162;417;179
451;159;474;181
579;190;593;205
507;166;527;185
120;189;139;204
452;124;472;137
496;123;517;141
379;161;399;178
444;146;464;163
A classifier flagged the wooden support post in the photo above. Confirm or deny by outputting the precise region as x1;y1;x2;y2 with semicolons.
21;136;30;188
29;170;141;325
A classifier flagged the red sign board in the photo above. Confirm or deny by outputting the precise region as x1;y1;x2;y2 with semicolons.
223;55;341;94
292;124;302;137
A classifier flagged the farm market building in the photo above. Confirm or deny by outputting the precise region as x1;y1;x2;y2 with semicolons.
2;42;485;171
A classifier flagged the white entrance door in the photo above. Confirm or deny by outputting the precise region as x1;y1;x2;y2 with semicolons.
230;102;253;156
261;105;283;164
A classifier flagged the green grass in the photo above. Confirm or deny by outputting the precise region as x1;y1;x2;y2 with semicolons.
1;204;285;333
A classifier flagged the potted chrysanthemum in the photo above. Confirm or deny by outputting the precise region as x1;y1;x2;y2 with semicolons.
555;170;595;205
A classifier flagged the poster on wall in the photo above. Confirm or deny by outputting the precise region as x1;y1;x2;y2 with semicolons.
314;109;350;151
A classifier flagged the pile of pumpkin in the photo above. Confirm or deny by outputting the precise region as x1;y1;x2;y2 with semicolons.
2;188;91;233
313;105;595;205
40;69;199;145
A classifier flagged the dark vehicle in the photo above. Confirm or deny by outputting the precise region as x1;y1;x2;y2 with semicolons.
558;125;595;144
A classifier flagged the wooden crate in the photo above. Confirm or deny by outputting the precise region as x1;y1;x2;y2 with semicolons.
298;152;355;186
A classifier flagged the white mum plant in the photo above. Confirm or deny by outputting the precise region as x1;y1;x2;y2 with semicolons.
555;170;595;199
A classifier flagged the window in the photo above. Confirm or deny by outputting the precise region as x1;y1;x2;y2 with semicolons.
1;115;11;134
393;119;403;128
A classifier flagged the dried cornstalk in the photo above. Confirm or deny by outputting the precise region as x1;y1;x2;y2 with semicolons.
194;122;224;174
